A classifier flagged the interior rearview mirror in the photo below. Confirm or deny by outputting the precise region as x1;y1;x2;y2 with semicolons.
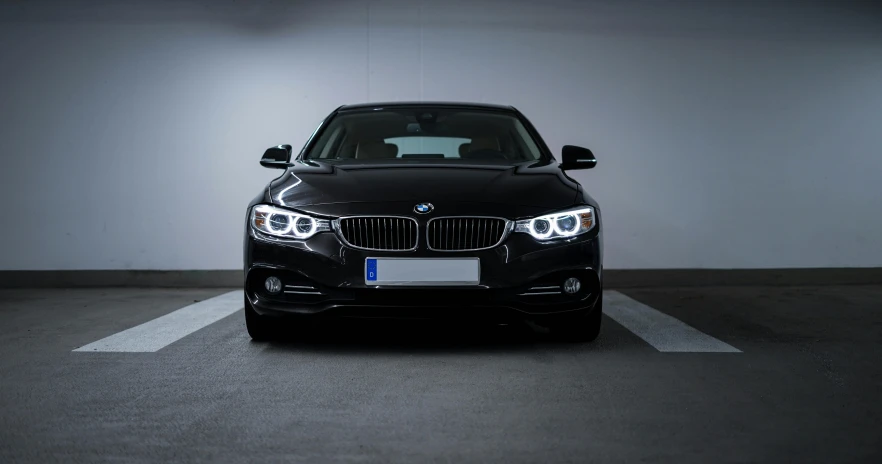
560;145;597;170
260;144;292;169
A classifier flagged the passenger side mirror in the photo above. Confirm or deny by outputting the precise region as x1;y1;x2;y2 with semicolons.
260;144;292;169
560;145;597;170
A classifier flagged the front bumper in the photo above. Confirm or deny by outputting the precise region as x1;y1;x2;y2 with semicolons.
244;226;602;320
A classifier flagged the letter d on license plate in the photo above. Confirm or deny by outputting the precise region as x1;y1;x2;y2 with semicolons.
364;258;480;285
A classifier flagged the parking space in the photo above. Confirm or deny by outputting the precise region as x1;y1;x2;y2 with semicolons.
1;286;880;463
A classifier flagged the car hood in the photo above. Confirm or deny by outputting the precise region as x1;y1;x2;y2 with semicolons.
268;160;580;217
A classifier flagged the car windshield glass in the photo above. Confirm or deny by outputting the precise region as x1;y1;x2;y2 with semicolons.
303;107;544;163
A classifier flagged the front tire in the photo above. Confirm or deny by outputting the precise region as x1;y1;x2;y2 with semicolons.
244;296;276;341
548;292;603;343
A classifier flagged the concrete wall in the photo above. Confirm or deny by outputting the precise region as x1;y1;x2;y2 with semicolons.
1;0;881;271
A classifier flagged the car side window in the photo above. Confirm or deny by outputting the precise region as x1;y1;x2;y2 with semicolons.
513;122;542;160
316;126;344;158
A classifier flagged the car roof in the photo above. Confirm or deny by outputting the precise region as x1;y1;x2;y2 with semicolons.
337;101;517;112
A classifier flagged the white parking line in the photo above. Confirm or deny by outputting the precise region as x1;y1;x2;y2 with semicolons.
604;291;741;353
73;291;243;353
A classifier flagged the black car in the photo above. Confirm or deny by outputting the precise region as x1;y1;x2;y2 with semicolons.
243;102;603;342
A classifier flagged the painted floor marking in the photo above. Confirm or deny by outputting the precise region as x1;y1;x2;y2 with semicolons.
73;291;243;353
604;290;741;353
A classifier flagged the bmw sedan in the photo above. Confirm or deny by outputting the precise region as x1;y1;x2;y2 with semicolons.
243;101;603;342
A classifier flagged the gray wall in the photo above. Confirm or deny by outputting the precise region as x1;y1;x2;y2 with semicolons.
1;0;881;271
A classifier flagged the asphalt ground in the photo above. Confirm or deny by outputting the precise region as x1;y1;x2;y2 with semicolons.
0;285;880;463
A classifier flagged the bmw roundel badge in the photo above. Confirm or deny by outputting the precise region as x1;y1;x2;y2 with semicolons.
414;203;434;214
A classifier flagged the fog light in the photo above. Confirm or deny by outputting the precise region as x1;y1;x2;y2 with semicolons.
563;277;581;295
264;276;282;294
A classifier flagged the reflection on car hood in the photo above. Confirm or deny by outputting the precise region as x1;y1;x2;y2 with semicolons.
269;160;580;212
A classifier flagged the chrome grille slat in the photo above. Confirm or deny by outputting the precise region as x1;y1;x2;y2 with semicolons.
427;216;508;251
460;218;465;249
463;219;468;250
337;216;418;251
491;220;497;247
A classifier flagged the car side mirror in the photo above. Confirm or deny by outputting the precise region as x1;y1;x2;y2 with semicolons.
560;145;597;170
260;144;292;169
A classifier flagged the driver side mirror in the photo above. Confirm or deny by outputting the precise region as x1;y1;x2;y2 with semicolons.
560;145;597;170
260;144;292;169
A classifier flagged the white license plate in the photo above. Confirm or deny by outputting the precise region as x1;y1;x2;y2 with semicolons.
365;258;480;286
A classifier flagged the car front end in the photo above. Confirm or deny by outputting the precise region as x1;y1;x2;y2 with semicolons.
244;200;602;323
242;101;604;341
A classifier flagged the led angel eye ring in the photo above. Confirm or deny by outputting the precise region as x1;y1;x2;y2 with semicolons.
530;218;554;238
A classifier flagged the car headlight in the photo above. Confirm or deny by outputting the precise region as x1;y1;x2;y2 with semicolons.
514;206;596;240
250;204;331;240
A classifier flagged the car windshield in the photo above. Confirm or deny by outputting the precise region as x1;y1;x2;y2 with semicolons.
303;107;545;163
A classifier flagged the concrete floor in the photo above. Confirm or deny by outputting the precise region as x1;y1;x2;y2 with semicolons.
0;285;880;463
